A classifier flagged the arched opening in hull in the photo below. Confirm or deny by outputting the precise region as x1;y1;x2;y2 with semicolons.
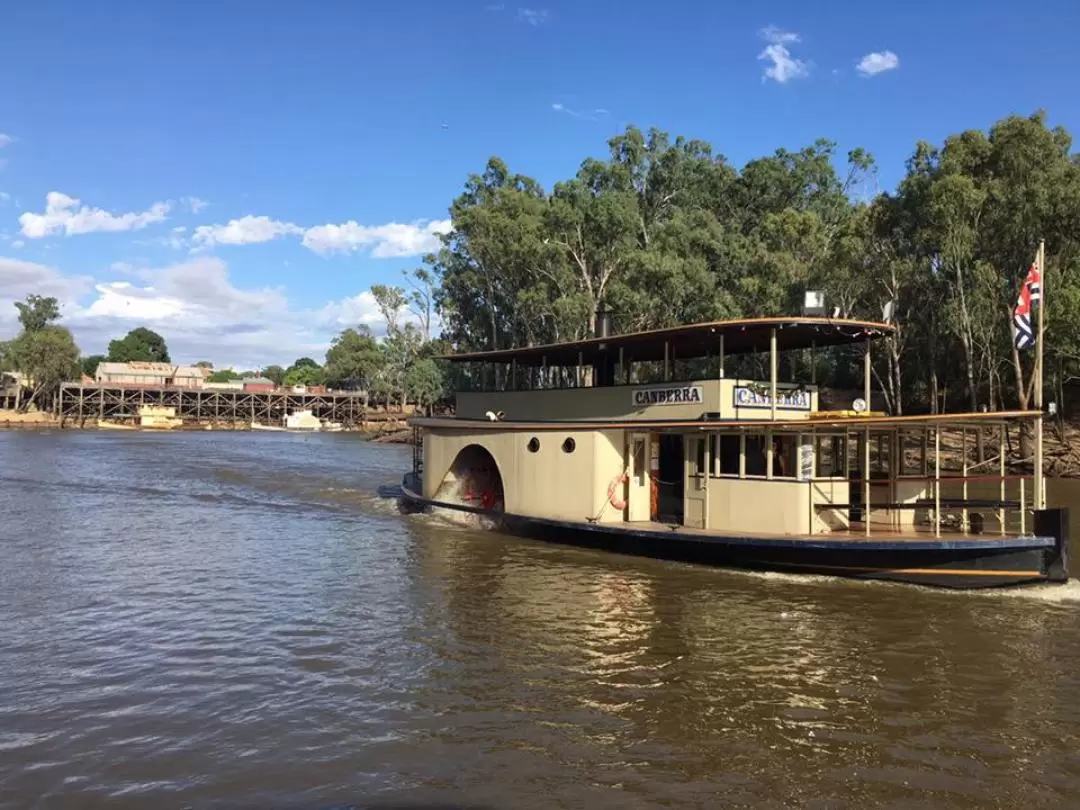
433;444;505;513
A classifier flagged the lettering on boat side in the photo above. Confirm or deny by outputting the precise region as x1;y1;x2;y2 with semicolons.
733;386;812;410
631;385;705;407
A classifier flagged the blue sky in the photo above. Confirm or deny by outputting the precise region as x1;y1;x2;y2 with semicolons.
1;0;1078;367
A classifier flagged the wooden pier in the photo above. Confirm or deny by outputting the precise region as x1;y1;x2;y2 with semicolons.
57;383;367;428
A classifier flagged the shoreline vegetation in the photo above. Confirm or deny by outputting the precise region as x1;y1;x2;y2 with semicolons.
6;110;1080;468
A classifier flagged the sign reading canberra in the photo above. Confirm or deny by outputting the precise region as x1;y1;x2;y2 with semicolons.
631;384;705;407
733;385;812;410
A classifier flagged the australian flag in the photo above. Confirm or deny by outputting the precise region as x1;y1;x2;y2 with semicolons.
1013;257;1042;350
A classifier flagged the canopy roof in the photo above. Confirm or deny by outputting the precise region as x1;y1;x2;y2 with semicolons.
438;317;895;367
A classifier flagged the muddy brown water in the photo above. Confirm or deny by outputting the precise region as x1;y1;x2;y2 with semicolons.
2;430;1080;809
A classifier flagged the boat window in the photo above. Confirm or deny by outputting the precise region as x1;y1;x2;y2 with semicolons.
745;434;768;477
870;432;891;474
693;436;706;473
771;434;797;478
527;437;540;453
561;437;576;453
714;434;740;476
632;438;646;485
899;429;925;476
815;434;846;478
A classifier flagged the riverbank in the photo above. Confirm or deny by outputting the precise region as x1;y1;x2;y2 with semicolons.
0;408;411;436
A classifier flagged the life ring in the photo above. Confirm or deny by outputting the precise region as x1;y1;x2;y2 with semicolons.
608;472;628;511
480;489;497;510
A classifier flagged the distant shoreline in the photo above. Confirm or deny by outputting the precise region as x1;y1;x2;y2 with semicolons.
0;409;414;442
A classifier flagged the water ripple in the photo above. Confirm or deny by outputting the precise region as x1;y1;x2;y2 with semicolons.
1;431;1079;809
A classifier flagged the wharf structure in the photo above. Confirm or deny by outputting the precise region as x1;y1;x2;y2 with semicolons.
401;315;1069;590
57;381;367;428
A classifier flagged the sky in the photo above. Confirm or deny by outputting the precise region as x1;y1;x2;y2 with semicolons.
2;0;1078;369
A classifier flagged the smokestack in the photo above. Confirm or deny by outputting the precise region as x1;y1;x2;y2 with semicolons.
595;307;611;339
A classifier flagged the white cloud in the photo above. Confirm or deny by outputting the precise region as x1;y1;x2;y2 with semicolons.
0;191;9;204
758;26;810;83
517;7;549;25
0;257;92;334
19;192;171;239
11;240;24;249
551;102;609;122
856;50;899;76
191;215;302;248
0;134;13;149
183;196;209;213
0;253;424;367
301;218;451;258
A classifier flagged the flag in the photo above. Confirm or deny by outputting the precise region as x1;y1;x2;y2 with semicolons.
1013;256;1042;350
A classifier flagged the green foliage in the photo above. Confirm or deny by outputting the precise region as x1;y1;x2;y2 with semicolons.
15;295;61;332
429;113;1080;415
263;364;285;385
405;358;444;413
8;325;80;408
324;326;382;390
107;327;171;363
81;354;105;379
207;369;241;382
284;358;324;387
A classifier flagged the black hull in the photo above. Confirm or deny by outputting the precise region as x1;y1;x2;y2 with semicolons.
400;476;1069;591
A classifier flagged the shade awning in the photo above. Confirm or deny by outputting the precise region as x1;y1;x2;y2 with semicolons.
438;317;895;367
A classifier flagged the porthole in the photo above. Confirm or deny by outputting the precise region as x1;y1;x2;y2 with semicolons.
527;437;540;453
561;437;576;454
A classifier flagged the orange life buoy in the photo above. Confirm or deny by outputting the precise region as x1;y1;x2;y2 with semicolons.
480;489;496;510
608;472;628;511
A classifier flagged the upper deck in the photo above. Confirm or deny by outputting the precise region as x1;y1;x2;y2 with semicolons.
438;316;894;423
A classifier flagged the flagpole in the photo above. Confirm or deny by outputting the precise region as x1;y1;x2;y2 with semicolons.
1035;239;1046;510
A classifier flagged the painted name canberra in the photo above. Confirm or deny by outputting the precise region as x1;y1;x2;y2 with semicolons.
631;385;704;406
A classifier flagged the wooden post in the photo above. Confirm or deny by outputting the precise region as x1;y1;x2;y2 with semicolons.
718;334;725;379
863;426;871;536
618;347;624;384
961;428;969;532
811;340;816;385
577;351;583;388
664;341;671;382
1034;238;1046;510
863;337;871;411
770;328;778;422
999;423;1006;535
934;427;941;538
511;359;517;392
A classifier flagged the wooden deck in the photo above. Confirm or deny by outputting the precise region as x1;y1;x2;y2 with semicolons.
621;521;1053;549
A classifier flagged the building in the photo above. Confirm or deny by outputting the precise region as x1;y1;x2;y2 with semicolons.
242;377;277;393
95;362;205;389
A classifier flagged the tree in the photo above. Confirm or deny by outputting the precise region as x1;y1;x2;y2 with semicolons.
15;295;61;332
284;357;324;387
405;357;444;415
107;327;170;363
9;325;79;410
81;354;105;379
207;369;241;383
404;264;437;341
195;360;214;369
263;364;285;386
324;326;383;394
371;285;407;335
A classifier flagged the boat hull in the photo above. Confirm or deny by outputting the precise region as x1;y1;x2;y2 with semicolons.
400;474;1068;590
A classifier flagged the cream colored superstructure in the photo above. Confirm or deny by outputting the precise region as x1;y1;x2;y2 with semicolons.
456;379;818;422
413;317;1041;542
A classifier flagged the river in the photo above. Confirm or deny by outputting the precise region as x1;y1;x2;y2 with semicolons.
2;430;1080;809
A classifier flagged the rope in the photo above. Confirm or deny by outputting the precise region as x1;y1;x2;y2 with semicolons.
587;465;631;523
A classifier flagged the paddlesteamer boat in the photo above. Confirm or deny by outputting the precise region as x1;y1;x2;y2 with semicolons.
400;315;1068;589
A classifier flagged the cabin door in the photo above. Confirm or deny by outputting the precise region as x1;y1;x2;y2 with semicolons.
626;432;651;522
683;435;708;529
